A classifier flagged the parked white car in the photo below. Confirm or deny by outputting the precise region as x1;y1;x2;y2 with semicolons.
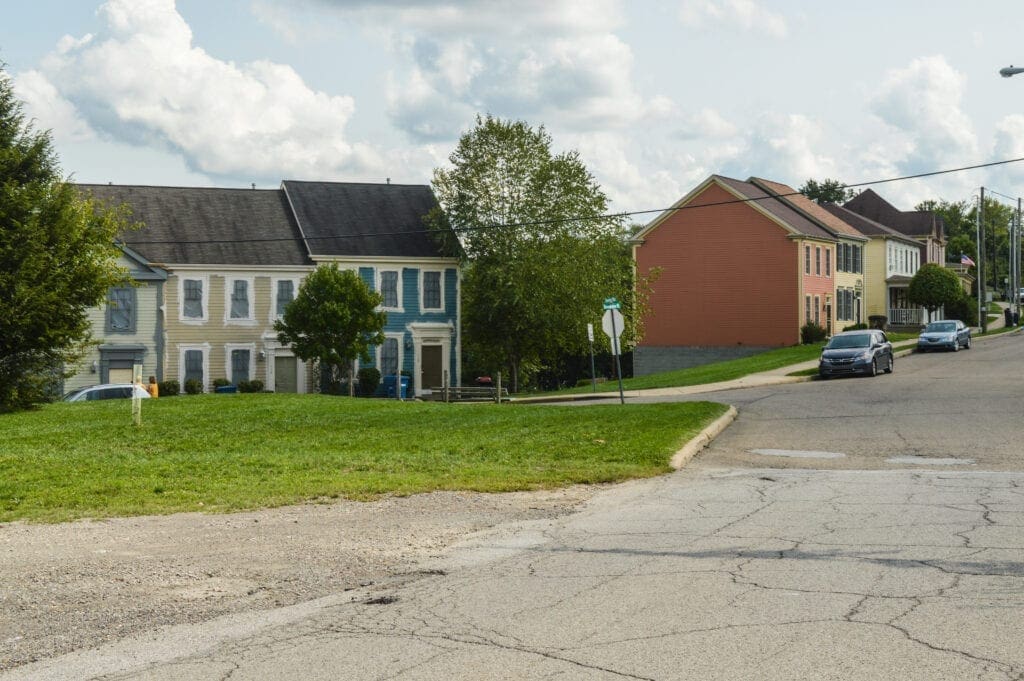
63;384;152;402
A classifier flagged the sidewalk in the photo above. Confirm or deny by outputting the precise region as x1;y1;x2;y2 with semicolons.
518;323;1020;404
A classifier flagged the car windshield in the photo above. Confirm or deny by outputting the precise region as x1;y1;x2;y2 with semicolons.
827;334;872;349
925;322;956;333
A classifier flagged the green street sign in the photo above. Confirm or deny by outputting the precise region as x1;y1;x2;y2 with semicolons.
603;297;621;310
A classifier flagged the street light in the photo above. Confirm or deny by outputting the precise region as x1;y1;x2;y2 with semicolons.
1000;65;1024;77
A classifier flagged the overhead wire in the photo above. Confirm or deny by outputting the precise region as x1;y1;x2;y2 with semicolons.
121;156;1024;247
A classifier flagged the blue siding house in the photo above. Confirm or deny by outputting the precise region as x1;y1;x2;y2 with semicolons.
281;181;461;396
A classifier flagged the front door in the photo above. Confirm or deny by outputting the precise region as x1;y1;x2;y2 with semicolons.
108;367;133;383
274;355;298;393
421;345;443;391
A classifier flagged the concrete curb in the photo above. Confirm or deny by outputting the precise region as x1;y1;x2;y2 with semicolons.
670;405;737;470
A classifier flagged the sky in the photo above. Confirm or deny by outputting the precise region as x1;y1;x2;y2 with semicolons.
5;0;1024;218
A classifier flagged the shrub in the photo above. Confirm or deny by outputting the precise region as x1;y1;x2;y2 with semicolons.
944;295;978;325
236;379;265;393
213;378;231;388
184;379;203;395
158;380;179;397
800;323;827;344
842;323;868;332
357;367;381;396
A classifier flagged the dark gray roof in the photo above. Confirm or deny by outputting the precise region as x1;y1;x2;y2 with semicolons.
282;181;449;258
714;175;835;241
79;184;310;267
844;189;945;240
821;204;920;246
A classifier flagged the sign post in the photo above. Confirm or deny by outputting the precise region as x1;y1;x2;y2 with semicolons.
601;298;625;404
131;364;143;427
586;323;597;393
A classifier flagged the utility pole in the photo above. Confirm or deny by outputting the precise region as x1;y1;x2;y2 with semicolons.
1017;198;1022;319
978;188;986;332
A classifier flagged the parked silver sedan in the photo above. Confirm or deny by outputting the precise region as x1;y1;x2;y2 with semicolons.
916;319;971;352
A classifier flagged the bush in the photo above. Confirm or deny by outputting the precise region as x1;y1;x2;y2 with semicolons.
800;323;827;344
944;295;978;325
213;378;231;388
357;367;381;396
184;379;203;395
842;323;868;332
237;379;265;393
158;380;179;397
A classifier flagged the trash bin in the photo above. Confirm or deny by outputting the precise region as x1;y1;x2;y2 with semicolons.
382;375;409;399
1005;308;1013;326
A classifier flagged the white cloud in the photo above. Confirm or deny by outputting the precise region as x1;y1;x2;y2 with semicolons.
674;108;738;140
14;69;96;143
22;0;381;181
678;0;789;39
870;56;979;173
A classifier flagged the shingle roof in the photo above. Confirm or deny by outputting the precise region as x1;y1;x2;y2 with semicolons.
843;189;945;240
281;181;449;258
749;177;867;240
79;184;310;267
714;175;835;241
821;204;921;246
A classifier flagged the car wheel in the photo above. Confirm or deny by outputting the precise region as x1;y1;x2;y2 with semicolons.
953;339;960;352
965;336;971;349
870;358;878;377
885;354;894;373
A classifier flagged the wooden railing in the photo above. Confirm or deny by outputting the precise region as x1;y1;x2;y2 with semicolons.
887;308;924;326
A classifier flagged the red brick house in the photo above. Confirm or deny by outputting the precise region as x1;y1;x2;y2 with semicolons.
631;175;838;375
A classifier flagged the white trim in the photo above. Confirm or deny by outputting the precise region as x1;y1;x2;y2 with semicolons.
310;255;460;267
408;322;454;396
270;276;302;322
179;275;209;325
419;268;445;312
178;343;211;392
224;276;256;325
165;264;313;273
224;343;257;384
266;346;308;394
376;267;404;312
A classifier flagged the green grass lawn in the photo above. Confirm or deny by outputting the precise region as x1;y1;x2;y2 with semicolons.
0;395;728;523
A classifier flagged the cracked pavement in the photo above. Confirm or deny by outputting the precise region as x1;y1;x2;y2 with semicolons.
5;334;1024;680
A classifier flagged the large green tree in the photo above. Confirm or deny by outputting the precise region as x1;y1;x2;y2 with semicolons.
908;263;964;323
430;115;643;392
799;178;854;204
0;65;128;412
274;264;386;393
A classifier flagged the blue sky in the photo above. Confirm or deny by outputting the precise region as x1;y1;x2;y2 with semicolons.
4;0;1024;215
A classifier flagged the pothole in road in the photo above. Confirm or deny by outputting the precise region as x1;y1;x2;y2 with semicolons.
749;449;846;459
885;456;976;466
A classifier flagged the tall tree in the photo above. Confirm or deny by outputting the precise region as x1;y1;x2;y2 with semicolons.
273;264;386;393
430;115;643;392
0;64;128;412
799;178;854;204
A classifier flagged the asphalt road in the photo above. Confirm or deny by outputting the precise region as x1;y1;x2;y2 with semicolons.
7;333;1024;680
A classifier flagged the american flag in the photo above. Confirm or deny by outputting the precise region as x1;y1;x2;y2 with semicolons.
960;253;976;267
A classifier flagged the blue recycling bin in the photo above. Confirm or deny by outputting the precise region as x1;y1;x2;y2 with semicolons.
382;375;409;399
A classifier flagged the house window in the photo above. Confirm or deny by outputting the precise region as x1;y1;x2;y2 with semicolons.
805;295;812;324
229;279;251;320
841;244;850;272
813;295;820;325
276;279;295;317
825;249;831;277
184;349;204;386
381;337;399;376
380;270;400;309
182;278;205;320
852;245;861;274
815;247;821;276
422;271;442;310
231;349;251;384
805;245;811;275
107;287;136;333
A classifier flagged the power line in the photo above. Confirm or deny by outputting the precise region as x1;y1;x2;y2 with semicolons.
122;155;1024;247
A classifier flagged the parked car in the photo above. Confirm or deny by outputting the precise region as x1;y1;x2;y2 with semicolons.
63;384;152;402
819;330;894;378
916;319;971;352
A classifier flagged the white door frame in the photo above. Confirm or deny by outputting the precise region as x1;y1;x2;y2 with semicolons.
408;322;455;396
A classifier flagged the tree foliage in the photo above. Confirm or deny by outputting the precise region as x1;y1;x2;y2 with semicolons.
430;114;650;392
908;263;964;320
799;178;854;204
273;264;386;389
0;64;128;412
